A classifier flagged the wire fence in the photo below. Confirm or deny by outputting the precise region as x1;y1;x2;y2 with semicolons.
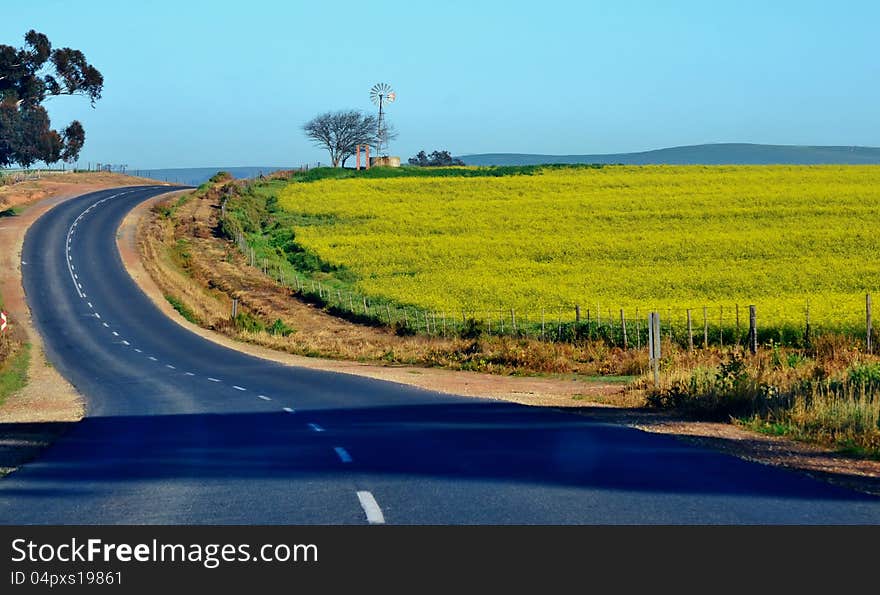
227;229;877;351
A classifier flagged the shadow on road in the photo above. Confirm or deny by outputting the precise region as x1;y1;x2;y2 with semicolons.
0;401;874;503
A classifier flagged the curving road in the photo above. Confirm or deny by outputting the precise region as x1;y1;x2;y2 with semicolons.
0;186;878;524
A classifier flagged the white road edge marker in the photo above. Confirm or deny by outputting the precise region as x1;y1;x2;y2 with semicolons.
356;491;385;525
334;447;353;463
307;423;324;433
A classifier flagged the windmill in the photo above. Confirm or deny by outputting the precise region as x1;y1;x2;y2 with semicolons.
370;82;396;156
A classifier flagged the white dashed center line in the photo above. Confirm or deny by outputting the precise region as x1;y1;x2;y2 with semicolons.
308;423;325;433
148;356;158;361
95;313;101;319
356;491;385;525
166;364;176;369
134;348;142;353
112;331;119;336
185;372;195;376
257;395;271;401
282;407;295;414
121;340;130;346
233;385;246;391
65;192;124;299
334;447;352;463
102;322;109;328
208;377;221;382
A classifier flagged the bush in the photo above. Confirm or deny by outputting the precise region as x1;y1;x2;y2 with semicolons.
459;318;484;339
210;171;233;183
234;311;264;333
848;363;880;390
268;318;295;337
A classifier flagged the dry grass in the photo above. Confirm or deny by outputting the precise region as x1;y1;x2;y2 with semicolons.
632;340;880;456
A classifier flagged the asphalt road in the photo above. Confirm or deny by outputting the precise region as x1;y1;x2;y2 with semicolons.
0;186;878;524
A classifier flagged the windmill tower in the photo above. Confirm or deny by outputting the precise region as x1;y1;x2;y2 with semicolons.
370;83;396;156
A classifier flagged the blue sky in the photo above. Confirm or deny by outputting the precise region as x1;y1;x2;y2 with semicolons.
4;0;879;168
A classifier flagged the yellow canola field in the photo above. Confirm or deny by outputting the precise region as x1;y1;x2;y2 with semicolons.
278;166;880;330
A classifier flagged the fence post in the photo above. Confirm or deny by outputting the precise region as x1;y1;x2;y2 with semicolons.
687;309;693;352
719;305;724;348
649;312;661;388
231;298;238;320
575;304;581;323
703;306;708;349
635;308;641;350
386;304;392;325
541;308;546;340
620;309;627;349
735;304;741;346
804;299;812;348
748;305;757;355
868;293;873;354
363;297;369;316
511;308;517;334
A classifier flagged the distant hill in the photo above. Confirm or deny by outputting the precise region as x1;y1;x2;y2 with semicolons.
459;144;880;166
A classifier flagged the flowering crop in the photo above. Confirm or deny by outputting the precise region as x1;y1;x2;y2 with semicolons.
277;166;880;332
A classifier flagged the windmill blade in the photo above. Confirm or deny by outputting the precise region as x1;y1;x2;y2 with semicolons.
370;82;394;105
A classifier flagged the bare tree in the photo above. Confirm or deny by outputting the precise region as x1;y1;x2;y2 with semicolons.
302;110;378;168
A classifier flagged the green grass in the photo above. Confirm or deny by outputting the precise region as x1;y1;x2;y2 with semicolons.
0;343;30;407
285;164;592;184
741;417;880;460
165;294;200;324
